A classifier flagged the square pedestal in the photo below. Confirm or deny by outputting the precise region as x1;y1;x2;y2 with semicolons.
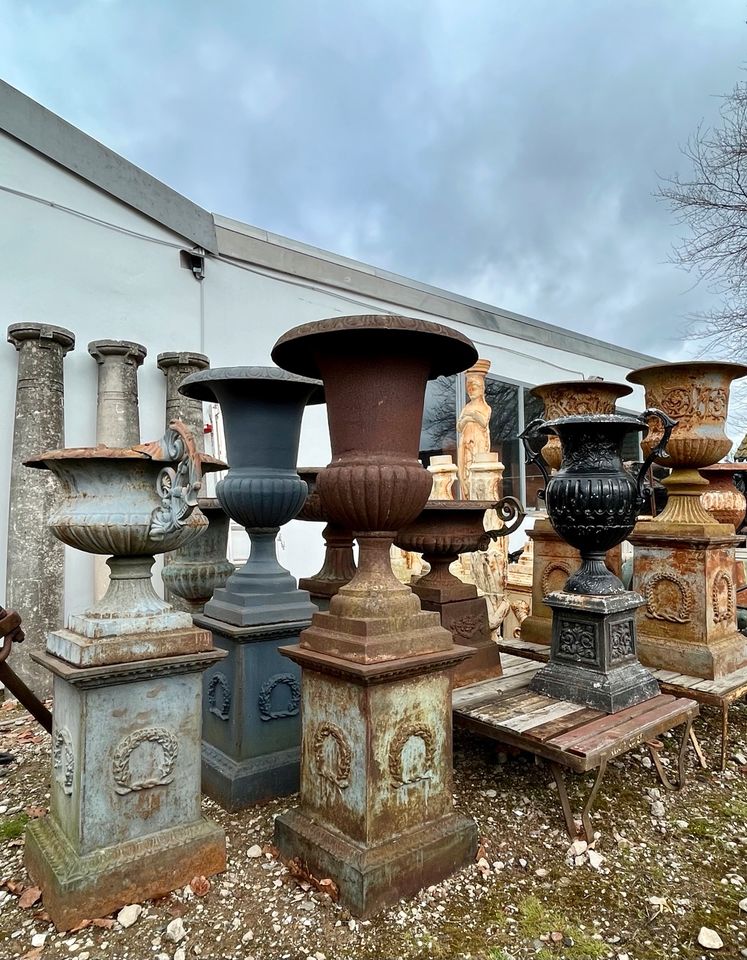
530;592;659;713
521;518;622;645
630;523;747;679
26;648;227;929
274;646;477;917
195;615;310;811
418;595;501;686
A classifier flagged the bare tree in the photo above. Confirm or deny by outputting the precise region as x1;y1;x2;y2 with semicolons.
658;83;747;357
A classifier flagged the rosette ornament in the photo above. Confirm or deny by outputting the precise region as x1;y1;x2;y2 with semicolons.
627;362;747;526
179;366;323;626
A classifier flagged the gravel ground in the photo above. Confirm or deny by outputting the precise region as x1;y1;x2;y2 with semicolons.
0;695;746;960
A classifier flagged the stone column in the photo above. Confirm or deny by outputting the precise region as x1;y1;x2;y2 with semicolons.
6;323;75;696
88;340;147;447
157;352;209;452
157;353;210;611
88;340;147;600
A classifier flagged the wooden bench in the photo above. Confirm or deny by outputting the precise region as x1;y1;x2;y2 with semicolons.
453;655;699;840
498;636;747;771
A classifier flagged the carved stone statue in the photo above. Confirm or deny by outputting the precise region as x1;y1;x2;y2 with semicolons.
457;359;492;495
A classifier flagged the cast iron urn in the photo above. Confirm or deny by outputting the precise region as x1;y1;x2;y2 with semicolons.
521;409;676;712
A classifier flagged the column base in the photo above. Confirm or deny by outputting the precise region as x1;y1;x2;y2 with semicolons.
274;808;476;918
202;741;300;811
25;814;225;931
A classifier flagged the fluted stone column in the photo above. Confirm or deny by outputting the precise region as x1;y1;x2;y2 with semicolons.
6;323;75;695
89;340;147;599
158;352;211;611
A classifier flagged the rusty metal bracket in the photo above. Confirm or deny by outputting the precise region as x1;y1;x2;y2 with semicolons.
549;758;608;841
646;718;693;791
0;606;52;734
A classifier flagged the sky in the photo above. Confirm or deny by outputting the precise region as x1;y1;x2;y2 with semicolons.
1;0;746;363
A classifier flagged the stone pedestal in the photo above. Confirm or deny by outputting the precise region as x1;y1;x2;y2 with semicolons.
275;646;477;918
157;352;210;611
530;591;660;712
417;592;497;686
630;521;747;679
196;616;305;810
521;518;622;645
6;323;75;696
26;645;226;929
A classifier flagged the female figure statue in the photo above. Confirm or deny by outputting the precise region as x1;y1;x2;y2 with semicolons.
457;359;492;495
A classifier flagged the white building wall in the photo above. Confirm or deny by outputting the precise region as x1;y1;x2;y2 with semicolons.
1;131;647;621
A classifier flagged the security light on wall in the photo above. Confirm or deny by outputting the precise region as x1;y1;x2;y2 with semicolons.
179;247;206;281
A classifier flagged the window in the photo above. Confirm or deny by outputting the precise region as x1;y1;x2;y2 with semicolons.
420;375;458;465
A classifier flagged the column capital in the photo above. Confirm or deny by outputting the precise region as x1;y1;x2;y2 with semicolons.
157;351;210;373
7;323;75;354
87;340;147;366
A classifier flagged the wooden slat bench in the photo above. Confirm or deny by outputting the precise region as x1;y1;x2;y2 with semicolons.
498;635;747;771
453;655;699;840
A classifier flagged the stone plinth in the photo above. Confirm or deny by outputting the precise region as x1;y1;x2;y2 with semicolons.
417;593;498;686
197;615;305;810
521;518;622;645
630;521;747;679
6;323;75;696
274;646;477;918
26;646;226;929
530;591;659;712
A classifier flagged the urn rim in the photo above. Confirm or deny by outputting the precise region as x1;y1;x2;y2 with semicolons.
530;379;633;401
178;365;324;404
271;314;478;381
24;444;227;473
538;413;647;435
626;360;747;385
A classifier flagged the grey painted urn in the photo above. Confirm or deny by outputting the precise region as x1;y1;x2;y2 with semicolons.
26;422;226;656
179;366;324;626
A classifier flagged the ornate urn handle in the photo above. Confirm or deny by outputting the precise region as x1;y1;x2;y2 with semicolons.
519;418;551;499
634;407;677;502
480;495;526;548
137;420;203;539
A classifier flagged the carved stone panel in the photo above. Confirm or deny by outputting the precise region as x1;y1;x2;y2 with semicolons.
389;725;435;787
52;727;75;796
610;620;635;661
258;673;301;721
541;561;572;597
313;723;351;789
207;672;231;721
112;727;179;795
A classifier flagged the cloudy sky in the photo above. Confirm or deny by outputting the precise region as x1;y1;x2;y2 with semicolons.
1;0;746;361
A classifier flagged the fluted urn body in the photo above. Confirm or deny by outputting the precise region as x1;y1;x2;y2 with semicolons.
296;468;356;600
699;464;747;530
627;361;747;526
530;380;633;471
25;423;223;640
272;314;478;660
179;367;323;627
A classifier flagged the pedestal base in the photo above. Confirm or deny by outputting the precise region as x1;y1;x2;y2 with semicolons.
275;808;476;919
27;648;226;930
630;522;747;679
47;625;213;668
26;814;225;932
530;591;659;713
194;615;310;810
417;594;501;686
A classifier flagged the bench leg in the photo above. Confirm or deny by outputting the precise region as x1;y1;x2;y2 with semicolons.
549;760;607;842
721;705;730;772
647;719;693;791
689;726;708;770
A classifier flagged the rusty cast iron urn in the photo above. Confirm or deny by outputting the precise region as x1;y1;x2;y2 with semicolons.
295;467;356;608
395;499;523;685
699;463;747;530
20;423;227;928
521;409;676;712
178;366;324;810
270;314;479;917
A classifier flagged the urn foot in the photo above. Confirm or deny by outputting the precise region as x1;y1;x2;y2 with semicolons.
25;814;225;931
274;808;477;919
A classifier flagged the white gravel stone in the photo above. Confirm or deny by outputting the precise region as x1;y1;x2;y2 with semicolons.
248;844;263;858
697;927;724;949
31;933;47;947
117;904;143;928
166;918;187;943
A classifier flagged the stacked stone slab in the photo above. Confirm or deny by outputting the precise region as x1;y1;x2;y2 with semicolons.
6;323;75;696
